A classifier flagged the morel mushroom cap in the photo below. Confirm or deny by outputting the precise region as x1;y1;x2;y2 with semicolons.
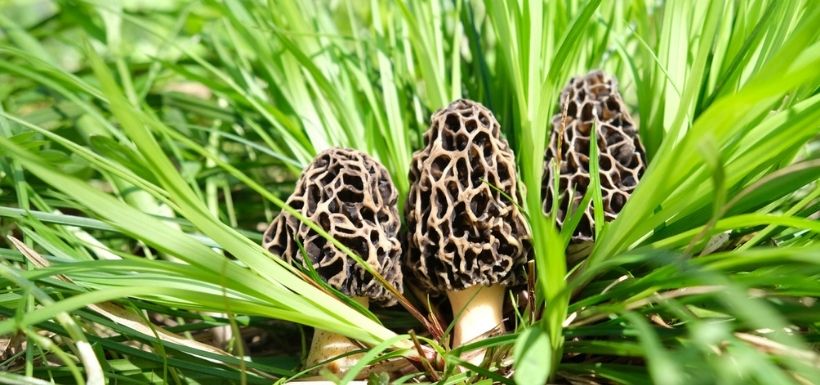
263;147;403;306
405;99;531;367
542;70;646;242
405;99;531;293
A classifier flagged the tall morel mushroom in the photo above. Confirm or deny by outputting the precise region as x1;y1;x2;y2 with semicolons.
542;70;646;247
405;99;531;365
263;148;402;375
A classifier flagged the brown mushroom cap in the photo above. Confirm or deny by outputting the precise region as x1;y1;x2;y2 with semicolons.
405;99;531;293
542;71;646;242
263;148;403;306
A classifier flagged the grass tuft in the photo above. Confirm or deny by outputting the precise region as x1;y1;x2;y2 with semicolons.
1;0;818;383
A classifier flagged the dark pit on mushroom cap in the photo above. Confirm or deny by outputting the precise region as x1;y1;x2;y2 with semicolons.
405;99;531;293
263;148;402;306
542;70;646;242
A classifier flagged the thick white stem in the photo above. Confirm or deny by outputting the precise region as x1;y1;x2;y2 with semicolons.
305;297;369;375
447;285;505;367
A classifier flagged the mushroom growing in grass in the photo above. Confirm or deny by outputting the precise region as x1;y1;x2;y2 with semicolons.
405;99;531;366
542;71;646;262
263;148;403;375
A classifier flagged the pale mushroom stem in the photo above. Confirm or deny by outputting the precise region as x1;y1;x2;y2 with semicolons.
306;296;369;374
446;284;505;367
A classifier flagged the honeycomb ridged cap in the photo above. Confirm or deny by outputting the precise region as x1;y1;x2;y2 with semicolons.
405;99;531;293
542;71;646;242
263;148;403;306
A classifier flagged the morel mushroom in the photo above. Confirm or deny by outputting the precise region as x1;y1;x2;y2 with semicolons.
405;99;531;365
263;148;402;374
542;70;646;246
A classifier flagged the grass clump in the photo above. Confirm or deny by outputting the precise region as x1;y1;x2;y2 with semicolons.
0;0;818;384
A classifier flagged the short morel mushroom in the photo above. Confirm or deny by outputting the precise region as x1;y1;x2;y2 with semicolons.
542;70;646;246
263;148;403;374
405;99;531;365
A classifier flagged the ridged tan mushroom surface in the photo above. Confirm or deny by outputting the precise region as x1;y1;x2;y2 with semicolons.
405;99;531;293
542;71;646;242
263;148;402;306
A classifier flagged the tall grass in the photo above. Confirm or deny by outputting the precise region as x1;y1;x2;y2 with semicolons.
1;0;818;384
